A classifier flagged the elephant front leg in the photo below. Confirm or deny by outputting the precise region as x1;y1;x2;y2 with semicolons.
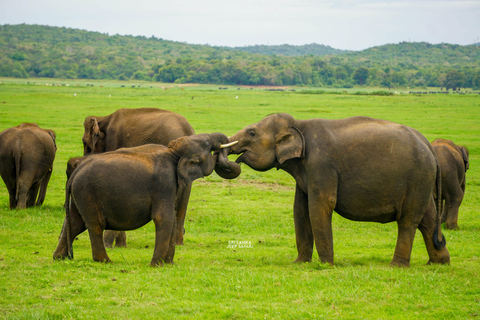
293;185;313;263
174;184;191;245
151;204;176;267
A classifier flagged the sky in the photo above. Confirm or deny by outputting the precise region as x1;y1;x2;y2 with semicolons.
1;0;479;51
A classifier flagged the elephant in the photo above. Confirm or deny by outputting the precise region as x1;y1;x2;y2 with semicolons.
53;133;239;266
0;123;56;209
82;108;196;246
226;113;450;267
431;138;469;230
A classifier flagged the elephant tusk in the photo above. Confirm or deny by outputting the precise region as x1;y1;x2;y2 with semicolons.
220;141;238;148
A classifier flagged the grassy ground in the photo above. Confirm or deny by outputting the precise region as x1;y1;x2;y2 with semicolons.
0;78;479;319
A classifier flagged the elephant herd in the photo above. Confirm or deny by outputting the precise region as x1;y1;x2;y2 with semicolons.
0;108;469;267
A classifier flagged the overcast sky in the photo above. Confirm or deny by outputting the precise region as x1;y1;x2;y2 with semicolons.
1;0;479;51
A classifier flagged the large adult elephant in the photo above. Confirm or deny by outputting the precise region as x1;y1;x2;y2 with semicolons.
0;123;56;209
431;138;469;230
82;108;196;246
53;133;238;266
225;113;450;267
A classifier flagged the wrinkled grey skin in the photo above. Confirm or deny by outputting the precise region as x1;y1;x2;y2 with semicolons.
82;108;195;246
0;123;56;209
53;133;235;266
431;138;469;230
228;114;450;267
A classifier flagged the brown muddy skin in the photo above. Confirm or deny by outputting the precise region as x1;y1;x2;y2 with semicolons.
228;113;450;267
431;138;469;230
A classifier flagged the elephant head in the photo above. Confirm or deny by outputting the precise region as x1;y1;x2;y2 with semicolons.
168;133;241;188
82;117;105;155
228;113;305;171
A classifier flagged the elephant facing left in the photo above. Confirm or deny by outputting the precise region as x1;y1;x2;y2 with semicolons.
53;133;239;266
0;123;56;209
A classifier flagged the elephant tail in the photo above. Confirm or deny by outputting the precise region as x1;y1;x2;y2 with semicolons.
13;142;22;207
433;158;446;250
65;177;73;259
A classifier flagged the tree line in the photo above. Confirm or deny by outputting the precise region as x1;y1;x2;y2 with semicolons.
1;24;479;89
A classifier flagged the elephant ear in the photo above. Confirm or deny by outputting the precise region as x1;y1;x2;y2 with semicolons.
460;146;469;171
48;129;57;149
275;126;305;164
176;157;204;189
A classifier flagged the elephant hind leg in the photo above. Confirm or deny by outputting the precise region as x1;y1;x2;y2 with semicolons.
88;228;111;263
390;221;417;267
418;198;450;265
53;205;86;260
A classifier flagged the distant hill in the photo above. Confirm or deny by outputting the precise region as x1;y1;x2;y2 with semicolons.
232;43;349;56
1;24;479;89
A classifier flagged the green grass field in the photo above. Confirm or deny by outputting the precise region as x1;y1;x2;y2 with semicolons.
0;78;479;319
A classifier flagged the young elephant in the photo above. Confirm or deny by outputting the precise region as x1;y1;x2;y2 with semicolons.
431;138;469;229
226;114;450;267
53;133;239;266
0;123;56;209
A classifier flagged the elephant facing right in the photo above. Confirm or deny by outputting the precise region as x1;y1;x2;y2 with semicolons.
431;138;469;229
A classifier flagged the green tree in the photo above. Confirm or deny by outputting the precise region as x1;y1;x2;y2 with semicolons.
444;70;465;90
353;67;369;85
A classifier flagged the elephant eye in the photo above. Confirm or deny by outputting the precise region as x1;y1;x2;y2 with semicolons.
248;129;256;138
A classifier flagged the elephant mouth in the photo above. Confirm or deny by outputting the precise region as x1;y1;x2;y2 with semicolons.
234;150;248;164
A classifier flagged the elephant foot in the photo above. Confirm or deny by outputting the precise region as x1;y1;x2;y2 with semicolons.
389;256;410;267
445;223;459;230
293;255;312;263
426;248;450;265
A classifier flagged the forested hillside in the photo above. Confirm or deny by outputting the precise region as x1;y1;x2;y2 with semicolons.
1;24;479;89
233;43;348;56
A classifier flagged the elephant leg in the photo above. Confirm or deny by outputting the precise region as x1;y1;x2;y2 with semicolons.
444;185;464;230
391;221;417;267
15;171;35;209
418;198;450;265
26;182;40;208
174;183;192;245
103;230;116;248
88;227;111;263
35;169;52;206
293;184;313;263
104;231;127;248
53;205;86;260
308;190;336;265
151;202;176;267
2;174;17;209
114;231;127;247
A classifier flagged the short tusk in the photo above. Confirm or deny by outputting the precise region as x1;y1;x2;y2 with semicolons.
220;141;238;148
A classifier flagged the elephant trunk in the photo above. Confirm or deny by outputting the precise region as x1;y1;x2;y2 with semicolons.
208;133;241;179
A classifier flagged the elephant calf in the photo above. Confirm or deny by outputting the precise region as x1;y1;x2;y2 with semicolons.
0;123;56;209
432;138;469;229
53;133;239;266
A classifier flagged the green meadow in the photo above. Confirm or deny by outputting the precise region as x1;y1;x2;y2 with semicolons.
0;78;479;319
